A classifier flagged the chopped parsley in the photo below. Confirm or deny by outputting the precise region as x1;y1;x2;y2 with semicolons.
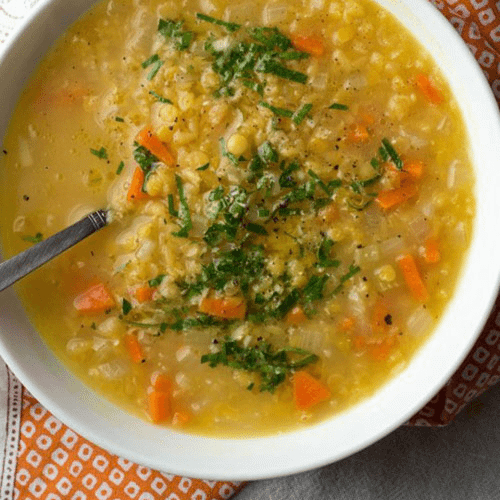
292;103;313;125
148;274;166;287
219;137;239;166
171;174;192;238
196;13;241;33
158;18;193;50
201;337;318;392
122;299;132;316
90;146;108;160
329;103;349;110
115;116;125;122
22;232;43;244
259;101;294;118
381;138;403;170
196;162;210;171
116;161;125;175
148;90;173;104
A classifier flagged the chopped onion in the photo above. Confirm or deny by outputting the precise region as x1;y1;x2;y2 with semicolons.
289;325;326;353
406;306;433;336
136;239;156;260
311;73;329;90
407;212;430;242
379;236;406;259
354;243;380;266
92;360;128;380
263;3;288;24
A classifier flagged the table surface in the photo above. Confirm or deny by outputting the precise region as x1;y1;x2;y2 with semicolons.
234;386;500;499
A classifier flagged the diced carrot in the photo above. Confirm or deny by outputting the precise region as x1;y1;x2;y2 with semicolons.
360;113;375;126
371;300;393;335
73;282;115;314
402;160;424;179
172;410;191;427
285;306;308;325
415;73;442;105
124;334;145;364
293;371;331;411
127;167;150;202
387;160;424;180
398;253;429;302
290;34;325;56
150;372;173;393
136;126;175;167
423;236;441;264
148;390;171;423
352;335;366;351
199;296;247;320
370;336;397;362
375;181;417;210
135;286;154;303
339;316;355;331
347;124;370;143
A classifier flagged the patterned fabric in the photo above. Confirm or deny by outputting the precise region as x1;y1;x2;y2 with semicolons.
0;0;499;498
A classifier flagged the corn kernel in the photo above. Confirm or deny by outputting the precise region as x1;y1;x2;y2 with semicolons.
227;133;248;156
335;26;355;44
376;264;396;282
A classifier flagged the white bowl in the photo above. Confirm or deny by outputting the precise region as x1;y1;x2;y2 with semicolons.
0;0;499;481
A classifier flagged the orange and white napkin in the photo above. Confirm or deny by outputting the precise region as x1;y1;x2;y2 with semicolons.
0;0;499;499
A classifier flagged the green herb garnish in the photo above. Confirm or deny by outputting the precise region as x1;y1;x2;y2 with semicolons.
148;90;173;104
171;174;192;238
22;232;43;244
259;101;294;118
116;161;125;175
196;162;210;171
158;19;193;50
122;299;132;316
381;138;403;170
219;137;239;166
329;103;349;110
292;103;312;125
115;116;125;122
90;147;108;160
201;337;318;392
333;264;361;294
196;13;241;33
148;275;166;287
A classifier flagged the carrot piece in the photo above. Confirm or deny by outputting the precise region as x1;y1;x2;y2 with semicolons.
339;316;355;331
290;34;325;56
347;124;370;143
293;371;331;411
127;167;150;202
285;306;308;325
371;300;393;335
352;335;366;352
370;337;397;362
423;236;441;264
150;372;173;393
148;390;171;423
398;253;429;302
199;296;247;320
136;286;154;303
375;181;417;210
124;334;145;364
73;282;115;314
415;73;442;105
387;160;424;180
402;160;424;179
172;410;191;427
136;126;175;167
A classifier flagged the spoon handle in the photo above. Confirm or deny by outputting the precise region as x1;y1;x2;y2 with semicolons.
0;209;108;292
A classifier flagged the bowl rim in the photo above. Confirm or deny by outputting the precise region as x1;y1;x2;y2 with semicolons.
0;0;500;481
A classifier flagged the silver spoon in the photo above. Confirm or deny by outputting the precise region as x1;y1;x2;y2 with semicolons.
0;209;108;292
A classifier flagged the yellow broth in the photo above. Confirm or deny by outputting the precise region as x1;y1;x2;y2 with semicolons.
0;0;474;436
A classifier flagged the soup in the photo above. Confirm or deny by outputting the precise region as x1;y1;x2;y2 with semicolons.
0;0;474;436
